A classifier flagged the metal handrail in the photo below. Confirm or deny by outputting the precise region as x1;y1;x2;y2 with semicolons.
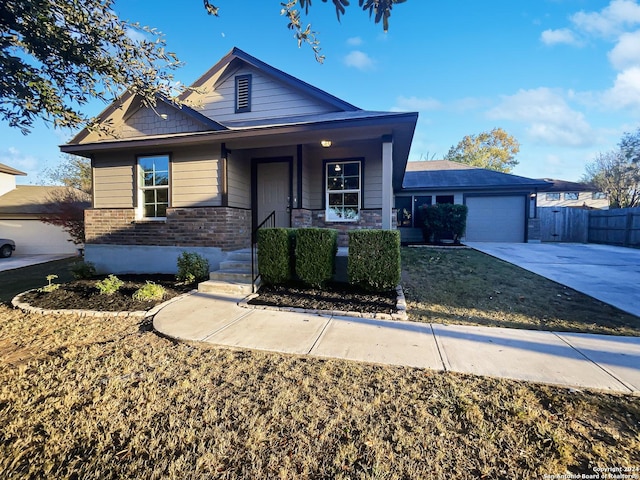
251;210;275;292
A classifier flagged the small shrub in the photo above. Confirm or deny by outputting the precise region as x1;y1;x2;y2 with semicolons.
132;282;166;301
71;261;96;279
96;274;124;295
348;230;401;291
176;252;210;284
295;228;337;288
257;228;296;285
38;274;60;293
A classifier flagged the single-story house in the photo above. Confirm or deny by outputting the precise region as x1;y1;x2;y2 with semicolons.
0;163;89;255
537;178;608;209
61;47;418;273
398;161;551;243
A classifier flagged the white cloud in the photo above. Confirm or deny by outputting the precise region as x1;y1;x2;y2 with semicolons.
571;0;640;37
346;36;363;46
603;66;640;108
343;50;374;70
124;27;149;43
487;88;595;147
393;96;442;111
0;147;40;177
608;30;640;69
540;28;581;46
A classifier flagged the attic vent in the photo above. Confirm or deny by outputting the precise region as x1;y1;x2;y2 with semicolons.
235;74;251;113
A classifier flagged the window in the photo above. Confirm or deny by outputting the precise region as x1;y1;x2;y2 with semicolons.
326;161;361;221
235;75;251;113
564;192;579;200
436;195;454;204
592;192;607;200
545;193;560;201
138;155;169;219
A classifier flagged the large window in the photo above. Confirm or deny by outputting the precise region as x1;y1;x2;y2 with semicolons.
138;155;169;219
564;192;579;200
545;193;560;201
326;160;361;222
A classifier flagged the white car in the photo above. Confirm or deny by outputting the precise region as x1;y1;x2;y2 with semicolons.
0;239;16;258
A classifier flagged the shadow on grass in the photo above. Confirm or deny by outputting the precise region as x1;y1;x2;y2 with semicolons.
0;257;78;304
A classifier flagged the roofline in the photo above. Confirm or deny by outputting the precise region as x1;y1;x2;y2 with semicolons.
156;95;227;131
60;112;418;154
185;47;360;112
0;163;27;176
401;182;550;193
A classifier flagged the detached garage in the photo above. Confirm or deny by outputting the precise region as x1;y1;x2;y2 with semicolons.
398;161;550;243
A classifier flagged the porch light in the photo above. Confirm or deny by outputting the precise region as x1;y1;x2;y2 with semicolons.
321;140;332;148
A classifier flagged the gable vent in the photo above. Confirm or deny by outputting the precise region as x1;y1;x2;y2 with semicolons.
235;74;251;113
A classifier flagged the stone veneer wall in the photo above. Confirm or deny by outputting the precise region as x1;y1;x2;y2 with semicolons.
291;208;398;247
85;207;251;251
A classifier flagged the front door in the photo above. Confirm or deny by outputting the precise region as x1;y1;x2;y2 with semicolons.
256;161;290;228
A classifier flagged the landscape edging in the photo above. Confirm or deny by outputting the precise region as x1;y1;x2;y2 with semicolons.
238;284;408;321
11;289;197;319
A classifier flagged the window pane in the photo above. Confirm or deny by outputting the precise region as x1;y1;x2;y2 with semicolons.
157;188;169;203
329;193;343;206
343;163;359;176
144;204;156;218
157;204;168;217
344;177;359;190
396;197;412;227
144;189;155;203
344;193;358;206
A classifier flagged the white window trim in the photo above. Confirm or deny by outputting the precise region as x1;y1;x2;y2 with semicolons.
137;155;170;220
325;160;361;223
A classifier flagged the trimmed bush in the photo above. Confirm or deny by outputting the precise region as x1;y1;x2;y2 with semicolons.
295;228;337;288
348;229;401;291
418;203;468;243
71;261;96;280
176;252;210;284
257;228;296;285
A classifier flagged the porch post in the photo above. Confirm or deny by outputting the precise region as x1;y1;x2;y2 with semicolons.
381;135;394;230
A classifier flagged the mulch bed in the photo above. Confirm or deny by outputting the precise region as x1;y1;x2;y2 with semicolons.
19;275;193;312
248;282;397;314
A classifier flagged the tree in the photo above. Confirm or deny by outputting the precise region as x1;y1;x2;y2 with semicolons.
444;128;520;173
583;130;640;209
3;1;407;135
1;0;184;134
40;154;92;245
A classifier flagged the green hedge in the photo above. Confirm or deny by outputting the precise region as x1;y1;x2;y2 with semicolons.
348;229;400;291
295;228;337;288
257;228;295;285
418;203;468;243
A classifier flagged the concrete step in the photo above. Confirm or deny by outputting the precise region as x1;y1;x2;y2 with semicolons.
227;250;253;262
198;280;253;296
209;270;252;282
219;260;252;272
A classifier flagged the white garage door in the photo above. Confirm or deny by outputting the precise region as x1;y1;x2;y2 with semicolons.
465;196;525;242
0;220;78;254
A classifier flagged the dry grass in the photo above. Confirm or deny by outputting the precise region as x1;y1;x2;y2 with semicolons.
1;305;639;479
402;247;640;336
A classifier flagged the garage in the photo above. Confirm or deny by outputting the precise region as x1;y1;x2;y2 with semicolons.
465;195;526;242
0;219;79;254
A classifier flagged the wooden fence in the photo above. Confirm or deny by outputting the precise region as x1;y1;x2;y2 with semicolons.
537;207;640;247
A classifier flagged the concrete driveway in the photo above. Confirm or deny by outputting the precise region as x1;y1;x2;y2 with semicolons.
0;254;76;272
466;242;640;318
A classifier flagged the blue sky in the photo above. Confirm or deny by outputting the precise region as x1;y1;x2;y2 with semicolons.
3;0;640;184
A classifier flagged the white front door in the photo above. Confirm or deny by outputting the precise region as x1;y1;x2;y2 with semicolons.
257;161;290;228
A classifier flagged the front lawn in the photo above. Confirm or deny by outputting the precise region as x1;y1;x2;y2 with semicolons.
402;247;640;336
0;306;638;478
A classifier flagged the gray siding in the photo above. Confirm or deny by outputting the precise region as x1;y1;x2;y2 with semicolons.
227;150;251;209
117;101;210;139
199;66;337;122
93;154;134;208
172;146;221;207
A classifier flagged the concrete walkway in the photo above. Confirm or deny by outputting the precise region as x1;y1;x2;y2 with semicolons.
466;242;640;317
154;291;640;395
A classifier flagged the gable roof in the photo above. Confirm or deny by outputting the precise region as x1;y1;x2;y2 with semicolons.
0;163;27;176
186;47;360;112
539;178;598;192
403;160;550;191
0;186;90;215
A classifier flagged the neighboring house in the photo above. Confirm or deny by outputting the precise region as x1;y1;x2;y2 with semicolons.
537;178;609;209
0;163;88;255
61;47;419;273
398;161;550;243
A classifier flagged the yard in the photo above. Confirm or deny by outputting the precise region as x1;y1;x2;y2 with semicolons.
0;248;638;478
